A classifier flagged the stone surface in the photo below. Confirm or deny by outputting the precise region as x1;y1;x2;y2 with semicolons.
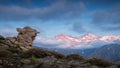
0;26;39;50
21;59;31;65
105;65;118;68
17;26;39;47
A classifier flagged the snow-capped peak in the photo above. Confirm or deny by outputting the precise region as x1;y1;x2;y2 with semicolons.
55;33;100;46
81;33;98;38
79;33;100;40
36;33;120;49
55;33;120;46
100;35;120;42
55;34;79;42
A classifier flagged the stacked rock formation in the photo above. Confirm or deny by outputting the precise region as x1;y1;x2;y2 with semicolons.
16;26;39;49
0;26;39;50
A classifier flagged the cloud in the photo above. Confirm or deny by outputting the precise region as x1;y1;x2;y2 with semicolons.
34;36;63;48
34;36;88;49
0;0;85;21
34;34;104;49
72;22;87;33
92;7;120;31
0;28;17;37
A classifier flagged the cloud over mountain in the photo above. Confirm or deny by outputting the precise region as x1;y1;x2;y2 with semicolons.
35;33;120;49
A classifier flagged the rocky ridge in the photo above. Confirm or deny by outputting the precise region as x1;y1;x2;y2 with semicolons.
0;26;39;50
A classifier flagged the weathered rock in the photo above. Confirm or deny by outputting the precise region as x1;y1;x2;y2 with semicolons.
42;56;57;63
16;26;39;48
105;65;118;68
6;37;17;43
0;60;2;65
21;59;31;65
90;66;99;68
0;39;9;48
0;26;39;50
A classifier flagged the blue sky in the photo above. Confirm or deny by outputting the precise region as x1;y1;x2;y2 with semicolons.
0;0;120;38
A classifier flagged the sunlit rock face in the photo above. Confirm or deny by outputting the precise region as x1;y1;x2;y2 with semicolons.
16;26;39;50
0;26;39;50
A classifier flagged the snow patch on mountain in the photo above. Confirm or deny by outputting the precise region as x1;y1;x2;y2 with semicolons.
35;33;120;49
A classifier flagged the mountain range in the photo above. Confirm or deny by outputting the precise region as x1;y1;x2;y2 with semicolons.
48;48;97;58
55;33;120;48
34;33;120;61
89;44;120;61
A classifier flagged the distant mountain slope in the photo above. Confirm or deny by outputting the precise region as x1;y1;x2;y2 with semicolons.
55;34;120;44
89;44;120;61
51;48;97;58
34;46;97;58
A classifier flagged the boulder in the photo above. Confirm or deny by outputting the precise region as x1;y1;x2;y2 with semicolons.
21;59;31;65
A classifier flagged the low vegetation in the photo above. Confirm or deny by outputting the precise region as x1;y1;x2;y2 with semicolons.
87;58;114;67
66;54;85;61
21;48;65;59
0;42;119;68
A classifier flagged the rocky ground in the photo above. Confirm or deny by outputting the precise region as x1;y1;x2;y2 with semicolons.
0;26;120;68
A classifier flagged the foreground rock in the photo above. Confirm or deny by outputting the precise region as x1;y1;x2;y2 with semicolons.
16;26;39;50
0;26;39;50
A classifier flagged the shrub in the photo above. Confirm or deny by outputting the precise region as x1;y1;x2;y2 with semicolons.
0;35;5;40
49;51;65;59
7;46;22;54
0;40;7;45
66;54;85;61
0;48;12;58
36;63;44;68
87;58;113;67
22;48;65;59
0;48;16;68
31;55;38;64
68;64;79;68
117;64;120;68
21;48;50;58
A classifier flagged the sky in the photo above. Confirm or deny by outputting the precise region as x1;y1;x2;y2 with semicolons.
0;0;120;48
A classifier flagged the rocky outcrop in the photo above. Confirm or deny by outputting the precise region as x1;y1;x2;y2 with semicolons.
0;26;39;50
16;26;39;49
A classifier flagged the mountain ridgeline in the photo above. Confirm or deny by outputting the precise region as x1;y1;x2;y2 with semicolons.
89;44;120;62
0;26;120;68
